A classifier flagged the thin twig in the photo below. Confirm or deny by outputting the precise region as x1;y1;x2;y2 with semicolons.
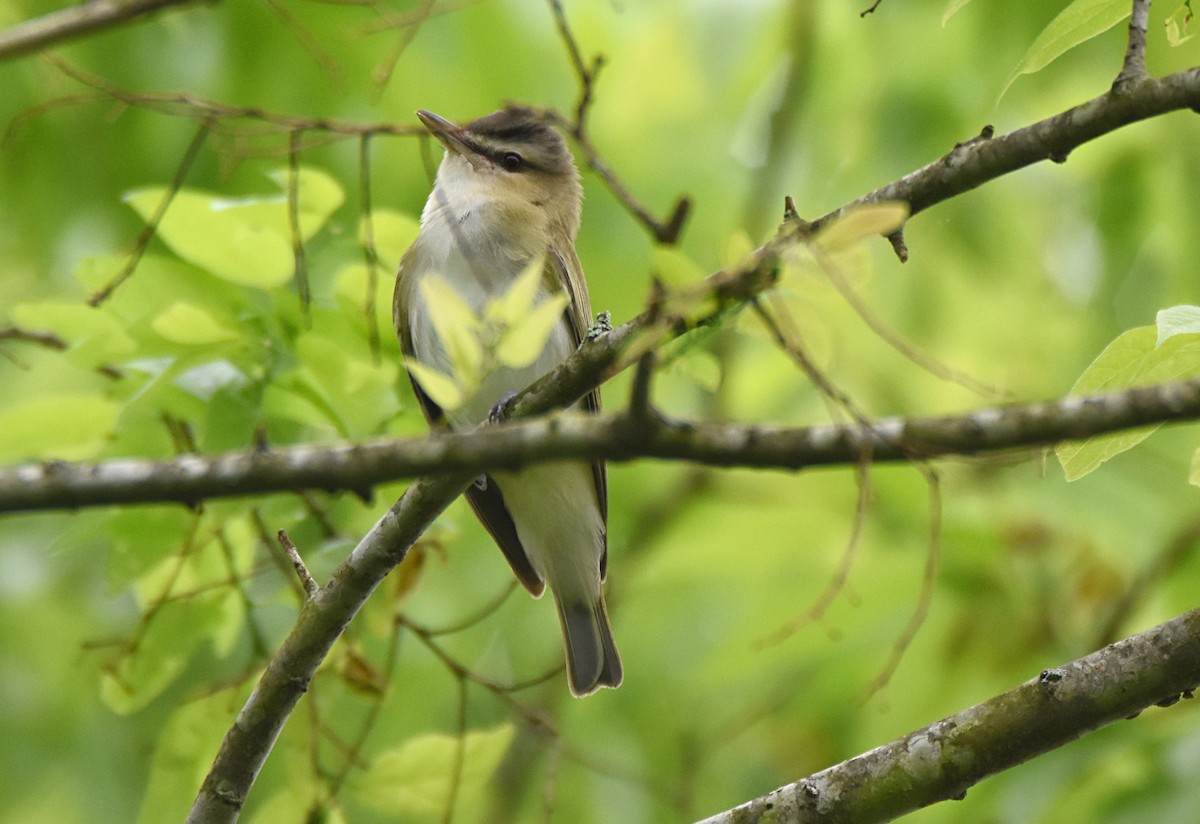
278;529;318;598
359;134;383;361
287;130;311;315
87;117;211;306
1115;0;1153;87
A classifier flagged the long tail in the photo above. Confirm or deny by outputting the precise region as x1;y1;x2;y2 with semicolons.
556;593;623;697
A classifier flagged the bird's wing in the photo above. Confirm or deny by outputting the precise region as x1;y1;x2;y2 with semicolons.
548;245;610;578
394;245;547;596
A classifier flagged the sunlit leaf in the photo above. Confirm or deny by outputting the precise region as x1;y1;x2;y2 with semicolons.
0;394;118;462
405;358;464;411
354;724;514;815
1156;304;1200;346
151;302;240;345
722;229;756;268
1190;447;1200;486
813;202;909;252
265;167;346;238
1166;2;1196;46
653;246;707;287
12;301;124;341
135;690;242;824
486;256;546;326
419;276;483;384
1056;325;1200;479
363;210;421;272
496;292;568;368
123;167;343;288
100;593;229;715
942;0;976;26
999;0;1131;100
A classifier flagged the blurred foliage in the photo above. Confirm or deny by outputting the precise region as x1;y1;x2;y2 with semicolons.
2;1;1200;823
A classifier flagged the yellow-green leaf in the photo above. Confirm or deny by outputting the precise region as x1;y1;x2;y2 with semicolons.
419;276;483;383
1166;3;1196;46
151;302;239;345
123;167;343;288
405;358;464;411
135;690;242;824
496;292;569;368
361;209;421;273
653;246;707;287
487;256;547;326
813;202;909;252
0;394;118;462
355;724;514;816
1156;304;1200;347
999;0;1131;100
942;0;976;26
1056;325;1200;479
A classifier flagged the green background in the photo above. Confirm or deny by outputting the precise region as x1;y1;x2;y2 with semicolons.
2;0;1200;822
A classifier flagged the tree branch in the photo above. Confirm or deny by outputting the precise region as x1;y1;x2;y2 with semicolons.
809;67;1200;258
4;376;1200;514
695;604;1200;824
0;0;208;62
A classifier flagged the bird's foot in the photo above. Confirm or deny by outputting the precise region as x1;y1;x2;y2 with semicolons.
586;310;613;341
487;392;518;425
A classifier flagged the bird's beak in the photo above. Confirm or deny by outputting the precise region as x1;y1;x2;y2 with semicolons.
416;110;481;161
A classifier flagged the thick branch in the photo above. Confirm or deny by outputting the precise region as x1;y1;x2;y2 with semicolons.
696;604;1200;824
4;377;1200;513
0;0;206;62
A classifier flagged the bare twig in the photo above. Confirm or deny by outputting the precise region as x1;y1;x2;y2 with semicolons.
286;130;311;314
0;0;206;62
1115;0;1153;87
857;465;942;702
87;118;211;306
540;2;691;244
278;529;318;598
359;134;383;361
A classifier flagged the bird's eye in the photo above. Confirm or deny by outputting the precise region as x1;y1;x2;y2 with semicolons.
500;152;524;172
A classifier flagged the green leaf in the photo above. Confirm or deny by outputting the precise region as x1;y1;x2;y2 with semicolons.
486;256;546;326
292;332;401;436
1166;2;1196;46
151;302;240;345
496;292;569;369
942;0;976;26
363;209;421;272
11;300;138;368
404;358;464;411
999;0;1131;100
354;724;514;816
653;246;707;287
813;202;909;251
12;301;124;341
123;167;344;288
135;690;241;824
1190;447;1200;486
100;592;229;714
419;276;483;383
1156;304;1200;346
1055;325;1200;479
0;394;118;462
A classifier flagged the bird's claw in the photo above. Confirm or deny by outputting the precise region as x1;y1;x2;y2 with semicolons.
586;310;613;341
488;392;518;425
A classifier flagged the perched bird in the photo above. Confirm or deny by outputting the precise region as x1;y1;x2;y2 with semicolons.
393;107;622;696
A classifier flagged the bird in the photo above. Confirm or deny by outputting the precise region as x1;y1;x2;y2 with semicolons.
393;106;622;696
